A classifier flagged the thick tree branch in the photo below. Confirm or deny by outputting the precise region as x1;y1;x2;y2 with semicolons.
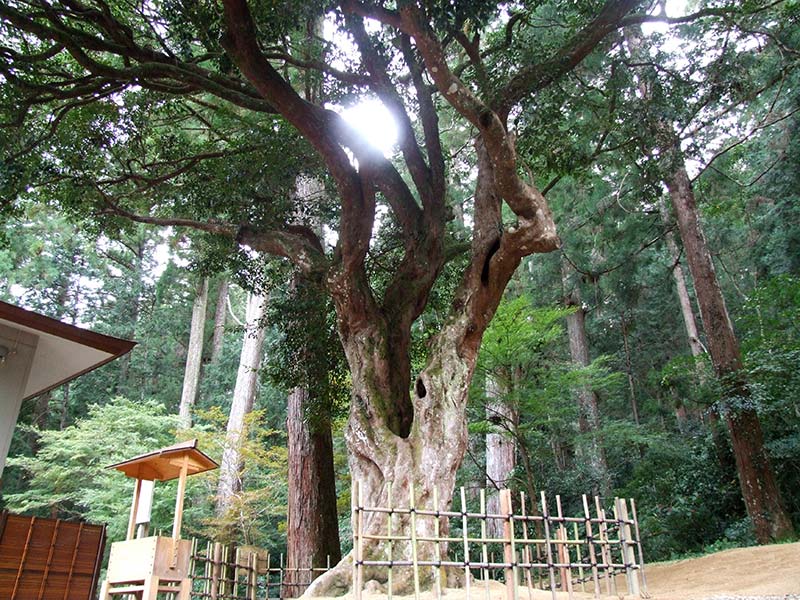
97;193;329;276
0;3;279;114
392;4;558;254
344;8;433;208
98;196;237;238
399;34;446;209
498;0;640;117
221;0;373;275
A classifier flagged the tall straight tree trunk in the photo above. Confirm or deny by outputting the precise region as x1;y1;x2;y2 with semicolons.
562;261;610;495
625;23;793;542
485;376;517;538
664;163;794;543
215;292;268;531
662;202;704;427
619;312;640;426
283;175;342;595
210;278;229;363
661;202;704;361
283;386;342;597
178;278;209;428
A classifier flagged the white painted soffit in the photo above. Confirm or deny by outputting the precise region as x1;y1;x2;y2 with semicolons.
0;302;135;401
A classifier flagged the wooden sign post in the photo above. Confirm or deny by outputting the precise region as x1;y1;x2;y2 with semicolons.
98;439;218;600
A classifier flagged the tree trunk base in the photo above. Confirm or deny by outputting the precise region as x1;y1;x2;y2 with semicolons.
304;554;353;597
303;552;472;598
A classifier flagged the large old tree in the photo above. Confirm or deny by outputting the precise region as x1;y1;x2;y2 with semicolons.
1;0;747;588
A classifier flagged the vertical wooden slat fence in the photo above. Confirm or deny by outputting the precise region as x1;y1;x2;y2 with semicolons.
351;484;648;600
0;511;106;600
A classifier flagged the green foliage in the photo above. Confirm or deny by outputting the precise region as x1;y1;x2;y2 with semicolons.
737;276;800;522
4;398;179;543
617;433;748;560
265;277;349;428
463;296;624;501
188;407;290;547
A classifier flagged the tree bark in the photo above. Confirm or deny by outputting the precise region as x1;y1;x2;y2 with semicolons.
210;278;229;363
665;163;794;543
178;278;209;428
661;202;705;426
619;312;641;427
562;262;610;496
485;376;517;539
661;203;705;361
283;386;342;597
215;292;267;531
307;135;558;595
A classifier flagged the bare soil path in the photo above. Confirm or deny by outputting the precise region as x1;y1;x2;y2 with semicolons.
642;541;799;599
325;542;799;600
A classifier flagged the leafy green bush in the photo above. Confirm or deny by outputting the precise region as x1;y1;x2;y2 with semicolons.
617;433;749;560
4;398;179;542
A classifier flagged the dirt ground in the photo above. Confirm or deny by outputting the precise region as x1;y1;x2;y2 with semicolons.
331;542;799;600
639;541;800;599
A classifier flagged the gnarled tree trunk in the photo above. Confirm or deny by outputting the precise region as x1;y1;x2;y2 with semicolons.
308;137;558;595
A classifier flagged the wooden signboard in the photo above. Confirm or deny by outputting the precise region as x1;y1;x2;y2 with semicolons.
99;439;218;599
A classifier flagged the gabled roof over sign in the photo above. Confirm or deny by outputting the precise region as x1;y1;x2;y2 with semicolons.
0;300;136;401
107;439;219;481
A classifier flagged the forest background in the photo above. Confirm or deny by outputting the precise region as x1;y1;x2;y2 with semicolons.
0;0;799;581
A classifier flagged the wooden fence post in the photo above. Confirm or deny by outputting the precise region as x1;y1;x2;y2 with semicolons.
539;493;557;600
573;522;585;593
479;489;490;600
460;487;471;600
630;498;648;597
210;542;222;600
265;552;271;600
617;498;640;597
500;489;516;600
594;497;614;597
352;481;361;600
519;492;533;600
581;496;601;599
555;495;573;600
409;482;421;600
387;482;394;600
433;488;443;600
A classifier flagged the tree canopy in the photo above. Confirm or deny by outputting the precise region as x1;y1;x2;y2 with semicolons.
2;0;799;581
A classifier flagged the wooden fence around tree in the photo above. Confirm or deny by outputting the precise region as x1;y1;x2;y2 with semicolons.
187;540;331;600
170;485;648;600
351;482;647;600
0;510;106;600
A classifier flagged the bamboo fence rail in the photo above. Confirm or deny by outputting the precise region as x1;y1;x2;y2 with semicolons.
351;482;647;600
139;484;646;600
186;540;332;600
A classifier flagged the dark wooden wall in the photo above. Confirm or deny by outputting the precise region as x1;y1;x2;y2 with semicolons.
0;511;106;600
